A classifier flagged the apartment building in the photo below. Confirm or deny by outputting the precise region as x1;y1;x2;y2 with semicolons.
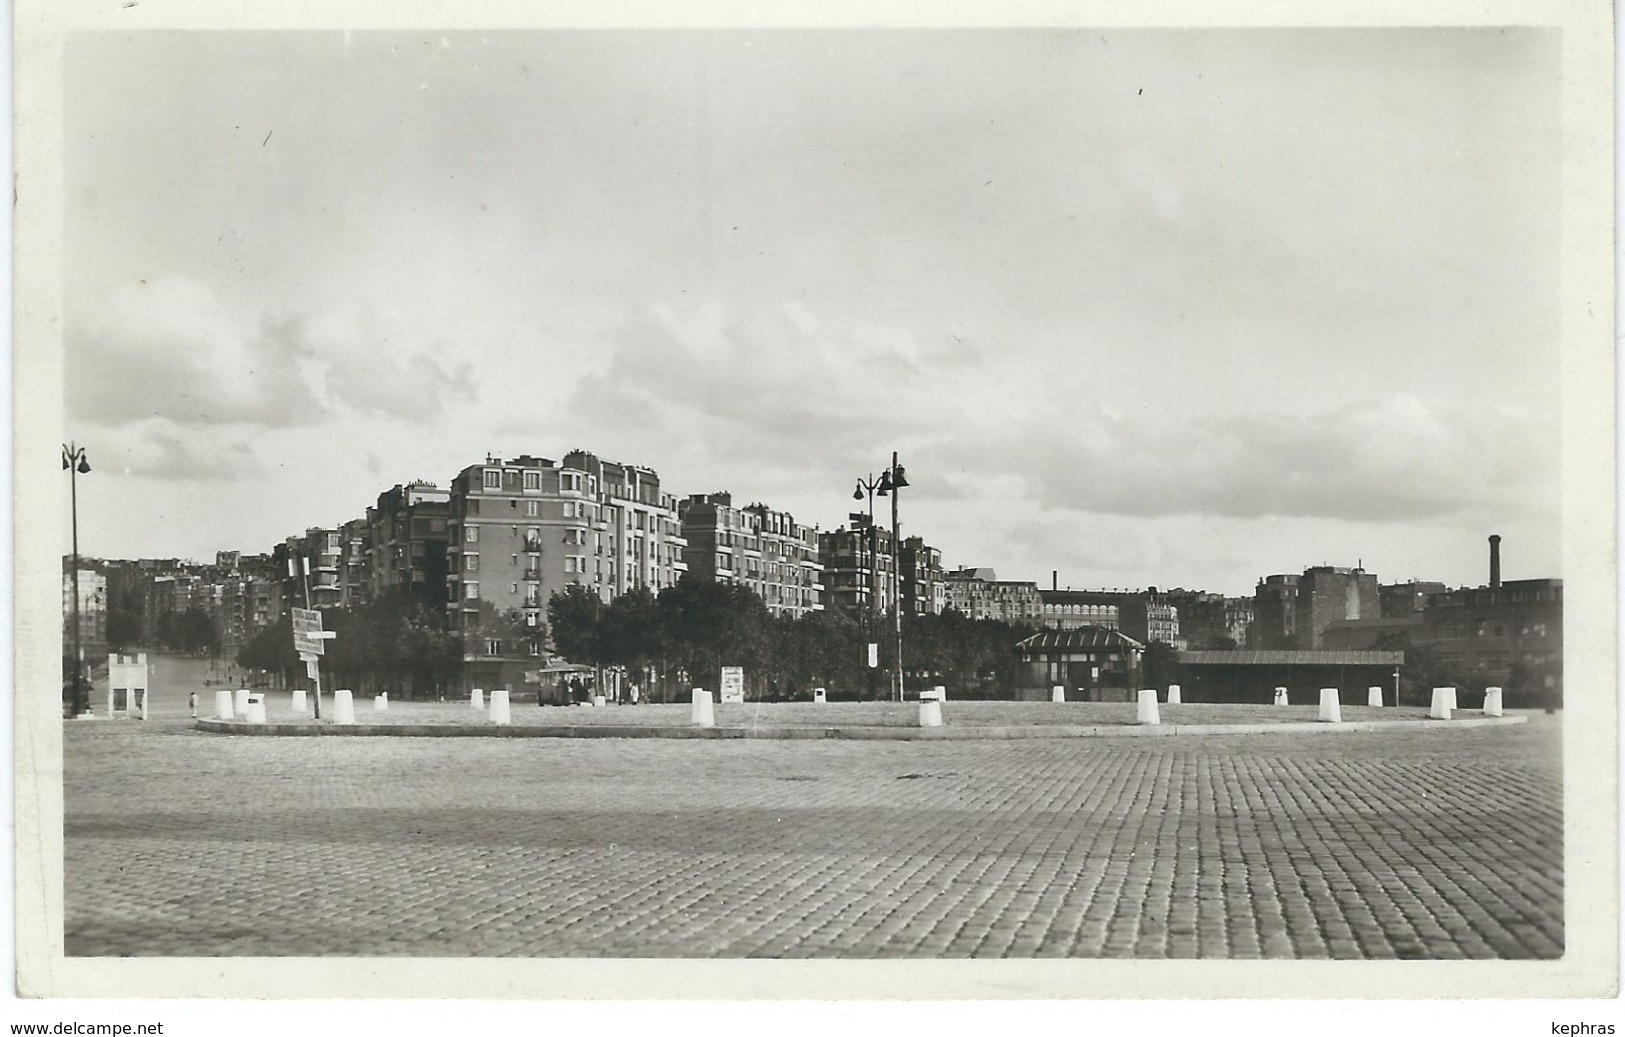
446;451;688;690
679;493;822;618
366;481;451;602
1250;574;1300;649
1038;588;1181;648
942;568;1043;624
817;521;894;619
899;536;946;616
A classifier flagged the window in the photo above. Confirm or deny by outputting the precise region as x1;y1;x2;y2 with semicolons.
523;471;540;490
511;583;519;594
564;557;576;574
483;469;501;489
463;582;480;600
485;639;502;656
464;554;479;572
525;501;539;517
465;526;479;543
511;554;518;567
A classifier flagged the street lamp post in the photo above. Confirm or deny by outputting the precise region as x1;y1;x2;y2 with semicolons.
875;453;909;702
62;443;91;718
852;474;883;701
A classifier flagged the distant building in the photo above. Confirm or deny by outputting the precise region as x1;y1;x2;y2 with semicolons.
61;567;107;664
942;568;1042;624
1293;566;1380;649
1164;589;1253;649
1380;581;1447;618
1038;589;1181;648
338;518;371;610
1418;536;1561;694
818;522;893;619
898;536;945;616
678;492;822;618
446;451;688;691
1250;574;1300;649
367;482;451;603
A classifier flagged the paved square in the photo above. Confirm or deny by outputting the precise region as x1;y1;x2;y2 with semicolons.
63;715;1561;958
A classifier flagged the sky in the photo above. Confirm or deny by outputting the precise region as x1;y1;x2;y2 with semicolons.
61;28;1563;597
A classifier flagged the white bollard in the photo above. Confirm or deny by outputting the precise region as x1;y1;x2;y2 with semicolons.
1429;687;1455;720
471;687;485;709
919;699;943;727
1482;686;1504;717
375;693;389;711
1137;689;1160;725
1166;684;1181;704
234;688;251;717
934;685;948;702
290;688;308;715
1273;687;1289;706
1318;688;1341;723
813;687;826;703
489;688;511;726
215;688;234;720
139;690;150;721
1368;686;1384;707
333;689;357;725
691;688;715;727
1051;685;1066;703
593;695;606;708
245;694;267;725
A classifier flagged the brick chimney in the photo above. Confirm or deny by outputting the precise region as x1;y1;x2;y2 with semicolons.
1489;534;1502;589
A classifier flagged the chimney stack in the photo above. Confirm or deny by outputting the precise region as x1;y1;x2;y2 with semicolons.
1489;534;1502;589
1052;570;1058;591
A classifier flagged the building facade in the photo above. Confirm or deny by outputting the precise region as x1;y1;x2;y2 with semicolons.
1421;578;1562;691
942;568;1043;624
817;521;894;620
898;536;945;616
366;482;451;602
1250;575;1300;649
1293;566;1380;649
678;493;822;618
1164;589;1253;649
446;452;688;690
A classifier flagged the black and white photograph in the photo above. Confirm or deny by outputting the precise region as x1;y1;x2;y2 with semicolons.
12;0;1617;1025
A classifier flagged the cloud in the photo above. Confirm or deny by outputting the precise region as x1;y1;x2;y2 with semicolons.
109;420;265;482
67;276;476;430
1007;395;1558;525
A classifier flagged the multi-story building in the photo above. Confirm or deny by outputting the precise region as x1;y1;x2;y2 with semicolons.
338;518;371;609
942;568;1043;624
274;528;343;611
817;521;894;620
898;536;945;616
1418;538;1562;694
678;493;822;618
1293;566;1380;649
1164;589;1253;649
1250;574;1300;649
446;451;688;690
1037;588;1181;647
61;567;107;664
366;481;450;602
1380;580;1447;617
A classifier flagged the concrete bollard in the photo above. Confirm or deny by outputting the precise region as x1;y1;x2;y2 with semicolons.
471;687;485;710
1483;686;1504;717
934;685;949;702
691;688;715;727
1429;687;1455;720
1368;686;1384;707
139;690;150;721
290;688;308;715
215;688;234;720
1051;685;1066;703
489;689;511;726
374;692;389;711
1318;688;1341;723
234;688;251;717
919;699;943;727
1137;689;1160;725
593;695;606;708
813;687;826;703
333;689;357;725
245;694;267;725
1166;684;1181;704
1273;687;1289;706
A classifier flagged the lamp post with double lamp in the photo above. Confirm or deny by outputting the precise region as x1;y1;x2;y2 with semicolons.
62;443;91;718
874;453;909;702
852;474;884;700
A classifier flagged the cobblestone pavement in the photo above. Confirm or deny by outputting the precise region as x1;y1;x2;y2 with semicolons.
63;714;1562;958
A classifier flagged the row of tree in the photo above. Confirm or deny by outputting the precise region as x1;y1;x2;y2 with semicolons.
546;580;1036;699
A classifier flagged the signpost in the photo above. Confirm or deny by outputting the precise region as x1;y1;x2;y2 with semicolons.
291;608;333;719
720;666;745;703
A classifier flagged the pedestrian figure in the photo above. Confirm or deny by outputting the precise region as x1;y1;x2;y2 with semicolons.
188;691;198;718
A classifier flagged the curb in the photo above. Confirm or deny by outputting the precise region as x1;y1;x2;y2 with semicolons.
193;714;1529;740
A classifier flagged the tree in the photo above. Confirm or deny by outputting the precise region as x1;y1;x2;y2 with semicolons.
547;583;606;668
1142;641;1180;691
655;578;771;690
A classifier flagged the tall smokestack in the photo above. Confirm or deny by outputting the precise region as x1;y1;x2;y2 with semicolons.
1489;534;1502;589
